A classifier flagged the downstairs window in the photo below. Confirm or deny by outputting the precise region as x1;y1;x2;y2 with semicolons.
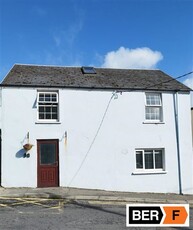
135;149;165;171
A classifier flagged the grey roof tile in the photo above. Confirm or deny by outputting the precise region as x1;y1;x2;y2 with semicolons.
0;64;190;92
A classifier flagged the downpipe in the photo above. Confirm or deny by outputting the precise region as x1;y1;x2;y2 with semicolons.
173;92;183;195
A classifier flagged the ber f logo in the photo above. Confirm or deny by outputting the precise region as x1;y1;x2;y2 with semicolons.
126;204;189;227
173;210;180;220
163;206;188;225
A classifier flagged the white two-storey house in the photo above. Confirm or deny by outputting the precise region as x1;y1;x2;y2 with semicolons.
0;64;192;194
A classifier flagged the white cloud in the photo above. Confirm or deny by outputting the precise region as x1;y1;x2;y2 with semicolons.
52;6;85;48
65;21;83;45
33;7;47;17
183;77;193;107
52;20;83;48
102;46;163;69
184;77;193;90
53;35;61;47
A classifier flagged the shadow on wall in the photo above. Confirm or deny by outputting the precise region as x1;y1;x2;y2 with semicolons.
15;149;26;158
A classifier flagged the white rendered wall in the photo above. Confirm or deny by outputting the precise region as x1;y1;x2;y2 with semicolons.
1;87;193;194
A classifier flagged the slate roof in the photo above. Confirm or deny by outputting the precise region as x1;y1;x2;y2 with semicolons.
1;64;190;92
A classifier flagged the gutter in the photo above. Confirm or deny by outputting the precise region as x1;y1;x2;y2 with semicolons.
0;84;190;93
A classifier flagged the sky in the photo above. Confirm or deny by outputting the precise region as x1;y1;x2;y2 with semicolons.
0;0;193;88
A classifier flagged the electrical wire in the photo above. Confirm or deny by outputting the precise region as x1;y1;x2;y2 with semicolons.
145;71;193;90
67;92;115;188
175;71;193;80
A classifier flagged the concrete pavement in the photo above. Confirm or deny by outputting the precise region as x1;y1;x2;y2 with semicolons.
0;186;193;206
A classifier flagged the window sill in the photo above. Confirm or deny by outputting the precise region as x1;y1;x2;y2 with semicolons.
143;121;165;125
132;171;167;175
35;121;61;124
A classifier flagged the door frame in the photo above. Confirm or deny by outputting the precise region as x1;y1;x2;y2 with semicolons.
37;139;59;188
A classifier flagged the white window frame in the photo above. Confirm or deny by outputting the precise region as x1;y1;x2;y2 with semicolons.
145;93;163;122
135;149;165;173
37;92;59;122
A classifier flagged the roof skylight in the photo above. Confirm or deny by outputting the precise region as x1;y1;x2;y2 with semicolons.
81;66;96;74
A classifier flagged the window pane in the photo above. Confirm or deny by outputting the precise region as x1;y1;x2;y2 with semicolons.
52;113;57;119
146;107;160;120
146;94;152;105
146;93;161;106
145;107;151;120
155;151;163;168
82;66;96;74
40;143;56;165
39;106;44;112
154;95;161;105
39;94;44;102
136;151;143;169
52;94;57;102
39;113;44;119
145;151;153;169
46;113;51;119
45;94;51;102
52;107;57;113
38;92;58;103
45;106;51;113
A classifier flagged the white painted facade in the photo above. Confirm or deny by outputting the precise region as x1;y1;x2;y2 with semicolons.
0;87;193;194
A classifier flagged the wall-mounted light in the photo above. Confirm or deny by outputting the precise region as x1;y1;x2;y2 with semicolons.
112;91;118;99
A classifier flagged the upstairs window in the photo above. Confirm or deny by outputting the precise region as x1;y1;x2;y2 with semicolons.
37;92;59;121
145;93;162;122
135;149;164;171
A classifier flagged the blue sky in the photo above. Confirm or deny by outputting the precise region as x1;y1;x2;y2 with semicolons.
0;0;193;85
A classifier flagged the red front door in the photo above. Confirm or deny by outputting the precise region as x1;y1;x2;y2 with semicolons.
37;139;59;187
